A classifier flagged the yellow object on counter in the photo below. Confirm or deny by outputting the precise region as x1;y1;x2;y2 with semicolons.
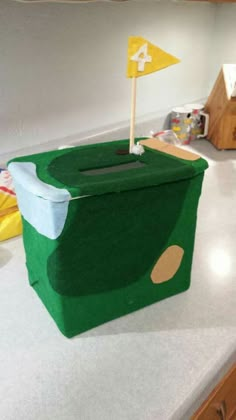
0;168;22;241
0;211;22;241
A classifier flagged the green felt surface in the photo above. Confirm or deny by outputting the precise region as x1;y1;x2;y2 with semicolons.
9;139;208;198
10;139;208;337
48;181;189;296
48;140;195;196
23;173;204;337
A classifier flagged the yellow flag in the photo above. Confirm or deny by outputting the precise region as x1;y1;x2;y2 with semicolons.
127;36;180;78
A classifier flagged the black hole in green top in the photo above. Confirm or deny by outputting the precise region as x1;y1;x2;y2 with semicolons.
81;161;146;176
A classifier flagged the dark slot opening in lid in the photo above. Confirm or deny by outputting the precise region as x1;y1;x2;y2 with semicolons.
81;161;146;176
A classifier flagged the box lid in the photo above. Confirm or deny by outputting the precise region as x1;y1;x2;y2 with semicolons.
8;139;208;201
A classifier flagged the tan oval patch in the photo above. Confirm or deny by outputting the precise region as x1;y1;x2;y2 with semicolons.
151;245;184;284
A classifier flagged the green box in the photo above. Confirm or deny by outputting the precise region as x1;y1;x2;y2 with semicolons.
8;139;208;337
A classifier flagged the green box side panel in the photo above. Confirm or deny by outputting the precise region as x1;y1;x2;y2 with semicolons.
22;173;204;337
47;177;190;296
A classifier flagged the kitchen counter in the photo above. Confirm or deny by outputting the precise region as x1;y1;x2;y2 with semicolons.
0;140;236;420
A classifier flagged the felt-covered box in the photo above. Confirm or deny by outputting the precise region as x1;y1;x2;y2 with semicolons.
8;138;208;337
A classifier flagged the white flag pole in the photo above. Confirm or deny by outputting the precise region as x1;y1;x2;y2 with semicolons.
129;77;137;153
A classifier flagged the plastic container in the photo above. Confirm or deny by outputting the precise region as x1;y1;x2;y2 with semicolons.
152;129;181;145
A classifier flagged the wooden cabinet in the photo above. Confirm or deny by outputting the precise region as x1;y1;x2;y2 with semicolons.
192;364;236;420
205;67;236;150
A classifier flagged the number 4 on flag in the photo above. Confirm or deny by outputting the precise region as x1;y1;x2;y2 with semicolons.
131;44;152;72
